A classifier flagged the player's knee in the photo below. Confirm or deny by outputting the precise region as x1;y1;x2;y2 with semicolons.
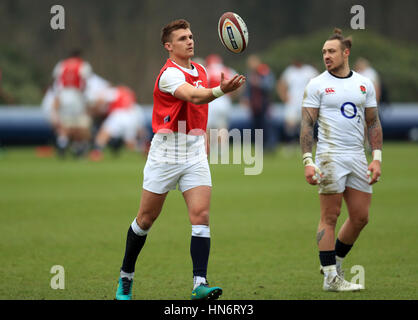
321;208;340;227
351;214;369;229
190;208;210;225
137;214;157;230
322;212;339;227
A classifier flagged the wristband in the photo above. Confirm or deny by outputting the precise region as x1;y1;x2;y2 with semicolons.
302;152;322;183
373;150;382;162
302;152;314;166
212;86;224;98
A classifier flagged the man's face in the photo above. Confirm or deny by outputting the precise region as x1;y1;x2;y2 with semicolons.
322;39;348;72
247;55;260;71
165;28;194;59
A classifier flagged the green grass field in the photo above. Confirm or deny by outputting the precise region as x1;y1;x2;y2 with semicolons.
0;143;417;300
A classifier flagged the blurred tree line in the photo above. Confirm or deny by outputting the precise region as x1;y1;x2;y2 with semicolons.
0;0;417;104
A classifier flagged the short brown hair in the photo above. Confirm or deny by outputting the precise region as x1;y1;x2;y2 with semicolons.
328;28;352;50
161;19;191;45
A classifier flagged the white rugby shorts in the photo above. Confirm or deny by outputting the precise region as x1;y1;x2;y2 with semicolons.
58;88;86;116
60;114;91;129
103;108;140;142
315;153;372;194
142;158;212;194
57;88;90;129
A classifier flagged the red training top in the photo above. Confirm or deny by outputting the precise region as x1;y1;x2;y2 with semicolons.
206;64;233;88
107;86;136;114
58;57;85;89
152;59;208;135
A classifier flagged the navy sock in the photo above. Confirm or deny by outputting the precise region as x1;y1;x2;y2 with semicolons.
190;236;210;278
335;238;353;258
319;250;336;267
121;226;147;273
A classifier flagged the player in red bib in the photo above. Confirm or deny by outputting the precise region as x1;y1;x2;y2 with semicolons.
89;85;147;161
51;50;93;157
115;19;245;300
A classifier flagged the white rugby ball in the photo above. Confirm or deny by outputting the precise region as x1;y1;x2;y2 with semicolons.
218;12;249;53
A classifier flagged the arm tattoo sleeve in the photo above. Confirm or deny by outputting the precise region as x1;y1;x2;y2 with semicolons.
365;108;383;151
300;107;319;154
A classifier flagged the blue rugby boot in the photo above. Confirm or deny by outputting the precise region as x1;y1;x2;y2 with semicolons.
191;282;222;300
115;277;133;300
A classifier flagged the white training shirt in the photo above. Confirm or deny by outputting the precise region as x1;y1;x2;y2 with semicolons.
84;73;110;104
41;86;56;115
159;60;207;94
281;64;318;107
148;60;208;164
358;67;380;87
99;87;120;104
302;70;377;155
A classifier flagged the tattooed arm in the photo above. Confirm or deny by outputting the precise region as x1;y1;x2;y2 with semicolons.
365;107;383;151
300;107;319;154
365;107;383;184
300;107;321;185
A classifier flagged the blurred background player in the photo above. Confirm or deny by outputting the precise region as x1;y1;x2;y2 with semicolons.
277;59;318;154
241;54;276;153
84;72;111;141
50;49;93;158
41;82;58;129
354;57;381;103
38;82;59;156
354;57;384;153
205;54;238;154
89;85;147;161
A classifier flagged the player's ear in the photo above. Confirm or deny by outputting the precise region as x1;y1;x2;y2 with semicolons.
164;42;172;52
344;48;350;57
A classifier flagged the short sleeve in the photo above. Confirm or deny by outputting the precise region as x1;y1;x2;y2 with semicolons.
101;87;119;103
280;67;291;83
80;62;93;79
302;80;321;108
52;62;62;79
159;67;186;95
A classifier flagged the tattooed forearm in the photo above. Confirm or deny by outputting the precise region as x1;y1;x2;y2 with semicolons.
300;107;319;154
365;108;383;151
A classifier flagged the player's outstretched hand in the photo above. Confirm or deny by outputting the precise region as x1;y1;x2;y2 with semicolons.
304;164;323;185
367;160;381;185
220;72;246;94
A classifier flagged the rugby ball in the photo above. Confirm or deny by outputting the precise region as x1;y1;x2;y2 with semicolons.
218;12;249;53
